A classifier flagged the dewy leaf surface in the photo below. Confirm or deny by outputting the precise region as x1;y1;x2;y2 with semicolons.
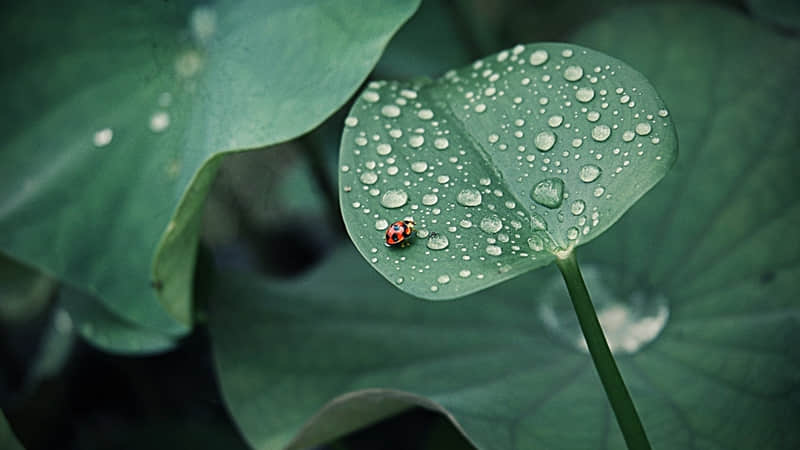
0;0;420;334
340;43;677;300
212;4;799;450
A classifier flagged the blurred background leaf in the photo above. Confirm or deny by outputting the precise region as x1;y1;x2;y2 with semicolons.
1;410;24;450
0;0;421;337
0;254;56;325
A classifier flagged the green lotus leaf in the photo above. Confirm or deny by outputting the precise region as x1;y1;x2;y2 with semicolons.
0;0;420;335
339;42;677;300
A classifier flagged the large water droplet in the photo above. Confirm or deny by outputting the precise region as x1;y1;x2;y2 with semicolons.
548;115;564;128
563;65;583;81
635;122;652;136
534;131;556;152
591;125;611;142
531;178;564;209
457;188;482;207
575;87;594;103
427;233;449;250
380;189;408;208
480;215;503;234
579;164;601;183
538;266;669;355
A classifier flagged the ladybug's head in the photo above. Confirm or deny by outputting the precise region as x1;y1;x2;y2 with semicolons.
403;219;416;232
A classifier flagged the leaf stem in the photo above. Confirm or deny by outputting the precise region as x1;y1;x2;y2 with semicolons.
555;250;651;450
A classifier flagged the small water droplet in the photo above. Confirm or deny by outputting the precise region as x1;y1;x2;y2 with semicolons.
593;186;605;197
360;172;378;185
411;161;428;173
362;91;380;102
622;130;635;142
437;274;451;284
531;213;547;231
381;104;401;118
474;103;487;113
579;164;601;183
422;193;438;206
375;219;389;230
437;175;450;184
527;235;544;251
376;143;392;155
149;111;170;132
535;131;556;152
567;227;580;240
480;215;503;234
434;137;449;150
479;177;491;186
658;109;669;117
563;65;583;81
459;269;471;278
427;233;449;250
531;178;564;209
381;189;408;208
457;188;483;207
571;200;586;216
344;117;358;127
576;87;595;103
93;128;113;147
418;109;434;120
409;135;424;148
486;245;502;256
548;115;564;128
529;49;548;65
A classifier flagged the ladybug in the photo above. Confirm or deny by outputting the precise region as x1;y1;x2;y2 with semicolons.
385;219;416;247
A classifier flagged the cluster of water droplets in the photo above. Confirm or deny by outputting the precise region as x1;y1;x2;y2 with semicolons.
91;5;219;173
340;44;671;294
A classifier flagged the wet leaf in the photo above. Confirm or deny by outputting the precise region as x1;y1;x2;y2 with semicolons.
211;4;800;450
0;0;420;335
339;43;677;300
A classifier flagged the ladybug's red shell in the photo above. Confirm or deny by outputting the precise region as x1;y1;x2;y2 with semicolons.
385;220;415;247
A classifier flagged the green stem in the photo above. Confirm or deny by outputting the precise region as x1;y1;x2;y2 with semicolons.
555;250;651;450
